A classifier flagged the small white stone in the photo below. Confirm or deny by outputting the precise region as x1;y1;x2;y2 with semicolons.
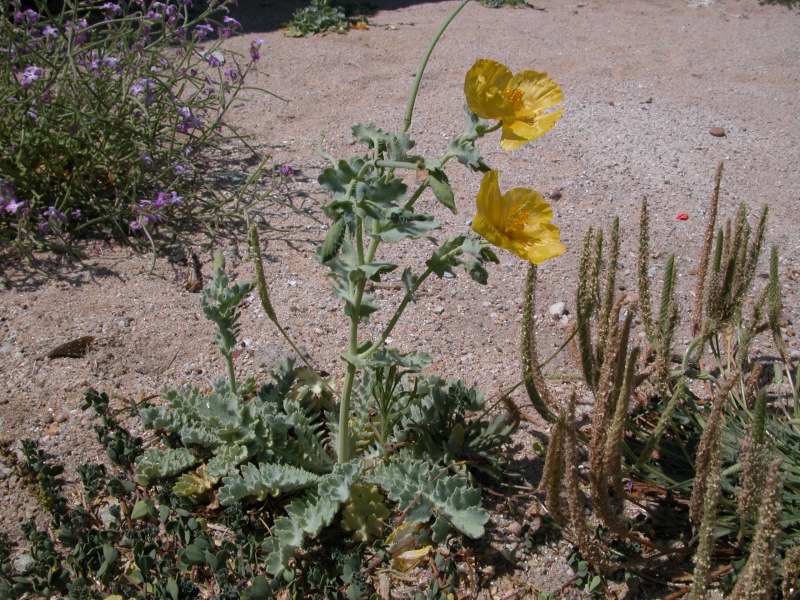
548;302;567;318
433;305;445;315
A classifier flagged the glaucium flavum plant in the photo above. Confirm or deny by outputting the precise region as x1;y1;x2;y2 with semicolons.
133;0;567;584
317;7;566;464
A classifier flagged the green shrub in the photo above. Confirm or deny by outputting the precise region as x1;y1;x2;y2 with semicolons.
0;0;264;249
285;0;369;37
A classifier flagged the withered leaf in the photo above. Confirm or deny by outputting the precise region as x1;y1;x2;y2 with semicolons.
47;336;95;359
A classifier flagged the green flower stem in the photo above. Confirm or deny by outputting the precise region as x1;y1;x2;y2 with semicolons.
337;216;370;463
403;0;470;133
403;181;430;212
375;160;422;171
366;245;462;358
371;267;434;354
225;351;238;395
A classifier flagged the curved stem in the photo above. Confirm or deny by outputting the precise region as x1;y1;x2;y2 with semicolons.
403;0;470;133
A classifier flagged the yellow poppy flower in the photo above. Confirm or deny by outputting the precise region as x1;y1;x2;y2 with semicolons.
471;170;565;264
464;59;563;151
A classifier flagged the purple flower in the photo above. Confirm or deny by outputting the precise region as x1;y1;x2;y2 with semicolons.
176;106;203;132
206;52;223;68
223;67;239;82
71;209;81;219
141;153;153;166
153;191;182;207
41;25;59;38
174;164;189;175
43;206;66;221
67;18;89;45
100;2;122;17
37;221;50;234
249;38;263;62
20;66;44;88
130;78;155;104
223;16;242;29
4;199;26;214
278;164;295;177
27;109;37;120
102;56;119;69
15;9;40;25
194;23;214;40
129;219;142;231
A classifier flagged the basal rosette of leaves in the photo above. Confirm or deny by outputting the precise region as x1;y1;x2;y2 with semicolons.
0;0;265;249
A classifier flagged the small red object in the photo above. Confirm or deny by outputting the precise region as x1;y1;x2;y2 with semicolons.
676;212;689;221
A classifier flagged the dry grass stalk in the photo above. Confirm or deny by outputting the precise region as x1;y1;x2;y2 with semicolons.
688;424;723;600
690;368;740;525
655;255;678;394
729;458;784;600
563;394;619;574
520;264;557;423
603;345;639;516
638;198;655;342
538;409;566;523
736;206;768;309
597;217;620;364
737;432;769;546
589;299;625;479
577;228;599;389
782;546;800;600
692;162;723;335
706;226;725;325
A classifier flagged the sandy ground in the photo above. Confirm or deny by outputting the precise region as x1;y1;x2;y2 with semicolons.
1;0;799;594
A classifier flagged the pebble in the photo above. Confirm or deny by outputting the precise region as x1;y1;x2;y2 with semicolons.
548;302;567;317
790;349;800;361
433;305;445;315
709;127;726;137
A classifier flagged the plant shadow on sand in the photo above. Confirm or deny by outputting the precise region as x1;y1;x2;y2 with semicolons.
0;159;326;292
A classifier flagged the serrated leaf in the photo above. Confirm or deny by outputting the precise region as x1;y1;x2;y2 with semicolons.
219;463;320;506
402;268;418;301
264;462;360;576
375;210;440;243
427;169;456;213
134;448;198;487
317;217;347;263
369;458;488;540
369;348;431;372
426;236;465;278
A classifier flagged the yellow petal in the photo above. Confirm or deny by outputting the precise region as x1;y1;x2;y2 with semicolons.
502;188;554;226
519;223;567;264
499;124;531;151
508;70;564;117
475;169;503;227
464;59;515;120
509;108;563;139
471;172;566;265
